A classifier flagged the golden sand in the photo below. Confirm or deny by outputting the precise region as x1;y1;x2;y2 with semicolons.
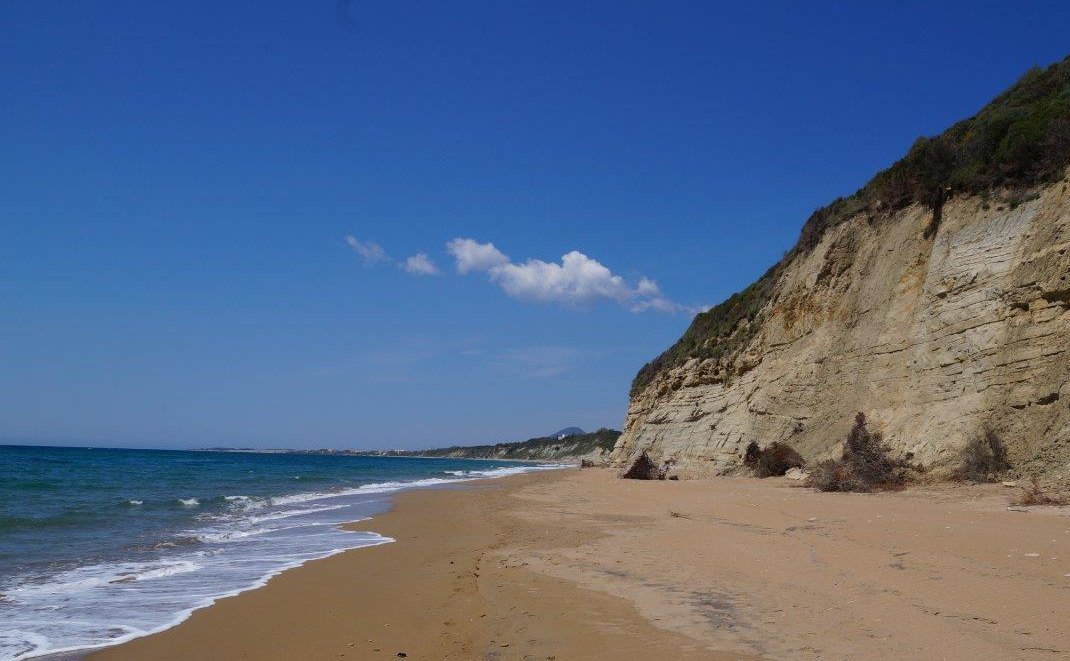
92;469;1070;660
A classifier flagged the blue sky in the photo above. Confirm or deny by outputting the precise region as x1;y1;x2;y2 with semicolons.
2;2;1069;449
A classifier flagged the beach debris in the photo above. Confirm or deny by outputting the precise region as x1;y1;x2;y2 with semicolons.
1023;553;1040;557
1002;481;1018;488
1012;479;1068;506
396;653;407;658
785;467;810;481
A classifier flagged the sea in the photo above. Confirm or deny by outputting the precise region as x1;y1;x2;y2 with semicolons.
0;445;563;660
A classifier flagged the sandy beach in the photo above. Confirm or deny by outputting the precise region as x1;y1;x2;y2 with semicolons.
90;469;1070;660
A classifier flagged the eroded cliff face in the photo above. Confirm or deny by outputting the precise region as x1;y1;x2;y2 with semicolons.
612;178;1070;483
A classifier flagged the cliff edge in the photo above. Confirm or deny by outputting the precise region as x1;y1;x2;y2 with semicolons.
613;57;1070;484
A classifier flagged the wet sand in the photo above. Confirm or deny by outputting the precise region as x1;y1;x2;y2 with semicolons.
91;469;1070;660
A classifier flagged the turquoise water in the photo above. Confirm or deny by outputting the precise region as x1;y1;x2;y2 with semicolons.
0;445;559;659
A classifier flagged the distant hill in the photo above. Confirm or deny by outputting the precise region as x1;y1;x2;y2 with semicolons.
419;428;618;460
548;427;584;439
199;429;622;462
359;428;621;462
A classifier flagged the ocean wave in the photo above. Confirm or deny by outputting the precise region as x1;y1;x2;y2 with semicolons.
244;503;350;524
193;527;276;544
269;490;355;506
222;495;270;512
177;498;199;507
8;560;203;598
472;463;570;476
122;561;201;582
267;467;562;507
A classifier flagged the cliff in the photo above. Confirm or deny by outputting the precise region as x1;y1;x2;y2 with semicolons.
613;58;1070;484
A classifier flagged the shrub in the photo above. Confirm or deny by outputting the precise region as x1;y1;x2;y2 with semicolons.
810;459;867;493
954;428;1010;482
1012;478;1067;506
810;413;910;492
743;441;762;467
744;441;805;478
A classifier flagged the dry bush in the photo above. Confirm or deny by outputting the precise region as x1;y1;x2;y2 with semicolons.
744;441;805;478
810;459;867;492
620;452;665;480
810;413;910;492
760;442;805;477
1012;478;1067;506
954;428;1010;482
743;441;762;467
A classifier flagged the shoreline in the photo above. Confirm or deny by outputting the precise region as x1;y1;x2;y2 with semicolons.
88;470;734;660
84;469;1069;660
17;463;564;661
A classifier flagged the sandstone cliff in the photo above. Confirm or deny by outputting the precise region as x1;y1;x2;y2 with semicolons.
613;59;1070;484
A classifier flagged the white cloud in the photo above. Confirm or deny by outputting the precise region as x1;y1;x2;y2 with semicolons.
636;277;660;297
446;238;510;274
400;253;440;276
492;251;634;304
629;296;688;314
345;235;388;266
446;238;699;314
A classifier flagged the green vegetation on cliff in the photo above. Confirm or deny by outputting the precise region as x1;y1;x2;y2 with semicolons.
632;55;1070;398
